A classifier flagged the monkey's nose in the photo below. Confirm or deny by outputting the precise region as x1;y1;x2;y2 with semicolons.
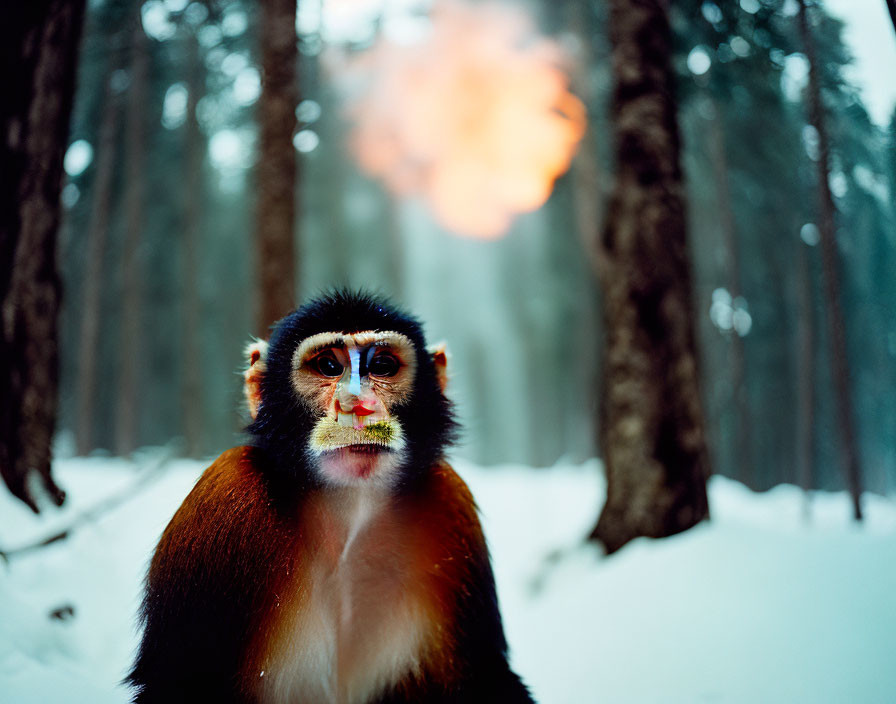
335;398;374;415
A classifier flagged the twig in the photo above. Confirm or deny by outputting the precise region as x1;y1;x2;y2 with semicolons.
0;450;176;563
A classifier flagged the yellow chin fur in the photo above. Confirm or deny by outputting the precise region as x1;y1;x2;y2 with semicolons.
309;416;404;453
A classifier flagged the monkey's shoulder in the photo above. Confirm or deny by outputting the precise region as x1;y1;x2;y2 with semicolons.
424;462;476;505
133;447;294;703
151;446;296;585
161;446;264;530
189;444;269;502
412;462;484;543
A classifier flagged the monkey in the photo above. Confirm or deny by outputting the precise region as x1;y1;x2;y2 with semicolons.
127;290;535;704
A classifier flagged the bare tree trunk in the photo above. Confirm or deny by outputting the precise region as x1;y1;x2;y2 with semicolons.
115;11;149;456
255;0;298;333
795;237;815;513
182;29;204;457
589;0;710;554
0;0;85;511
797;0;864;520
75;69;121;456
706;95;752;487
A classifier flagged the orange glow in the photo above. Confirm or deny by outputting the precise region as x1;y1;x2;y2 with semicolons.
339;0;586;239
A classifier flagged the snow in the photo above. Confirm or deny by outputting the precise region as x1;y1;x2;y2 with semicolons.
2;453;895;703
823;0;896;128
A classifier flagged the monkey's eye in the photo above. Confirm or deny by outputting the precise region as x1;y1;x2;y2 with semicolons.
311;353;344;377
368;352;400;377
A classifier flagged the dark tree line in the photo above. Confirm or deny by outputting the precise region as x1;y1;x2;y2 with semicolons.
797;0;863;519
589;0;895;548
672;1;893;496
1;0;302;509
59;0;290;463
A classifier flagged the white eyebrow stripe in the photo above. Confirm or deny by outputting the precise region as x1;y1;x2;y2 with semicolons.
292;332;345;370
291;330;416;370
349;330;413;349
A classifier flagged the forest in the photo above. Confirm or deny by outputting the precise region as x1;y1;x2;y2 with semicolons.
2;0;896;702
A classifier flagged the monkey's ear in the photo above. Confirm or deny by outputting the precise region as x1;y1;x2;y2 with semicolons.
428;342;449;393
244;339;268;420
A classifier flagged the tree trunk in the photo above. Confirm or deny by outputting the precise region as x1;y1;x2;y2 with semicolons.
255;0;299;333
115;11;149;456
886;0;896;37
797;0;864;520
589;0;710;554
75;68;121;456
795;236;815;512
0;0;85;511
182;29;204;457
706;95;752;487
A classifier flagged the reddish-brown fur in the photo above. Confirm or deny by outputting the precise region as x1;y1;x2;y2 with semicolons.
147;446;488;701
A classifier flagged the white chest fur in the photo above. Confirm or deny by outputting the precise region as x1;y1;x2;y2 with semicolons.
257;489;434;704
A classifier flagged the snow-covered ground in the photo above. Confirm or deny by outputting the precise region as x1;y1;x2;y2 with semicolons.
1;452;895;703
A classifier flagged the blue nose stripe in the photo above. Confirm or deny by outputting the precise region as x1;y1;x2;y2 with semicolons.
348;347;362;396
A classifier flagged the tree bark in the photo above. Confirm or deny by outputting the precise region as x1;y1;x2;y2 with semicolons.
75;69;121;456
795;237;815;511
0;0;85;511
255;0;299;333
115;11;149;456
589;0;710;554
797;0;864;520
706;95;752;487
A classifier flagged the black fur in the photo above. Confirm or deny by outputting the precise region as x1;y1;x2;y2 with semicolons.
247;290;459;488
127;448;296;704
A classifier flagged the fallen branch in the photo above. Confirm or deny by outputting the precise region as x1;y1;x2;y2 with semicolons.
0;450;176;563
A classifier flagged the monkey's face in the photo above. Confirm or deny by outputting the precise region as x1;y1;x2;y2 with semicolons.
247;292;457;488
291;330;418;488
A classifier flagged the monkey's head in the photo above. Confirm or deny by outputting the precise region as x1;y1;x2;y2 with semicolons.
245;291;457;489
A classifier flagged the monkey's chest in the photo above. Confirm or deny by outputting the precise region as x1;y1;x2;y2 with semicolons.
256;502;441;704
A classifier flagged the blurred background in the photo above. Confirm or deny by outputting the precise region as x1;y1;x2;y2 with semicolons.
47;0;896;490
3;0;896;701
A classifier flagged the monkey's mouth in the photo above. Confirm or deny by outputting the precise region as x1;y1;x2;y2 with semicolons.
335;409;382;428
339;444;388;455
318;444;396;480
309;416;405;454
